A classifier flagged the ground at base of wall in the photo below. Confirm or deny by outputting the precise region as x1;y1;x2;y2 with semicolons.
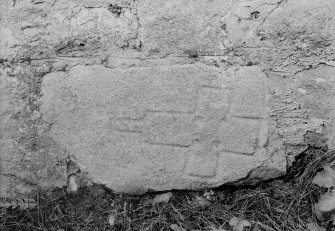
1;147;334;231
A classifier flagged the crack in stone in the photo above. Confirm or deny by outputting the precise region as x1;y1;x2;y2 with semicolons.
256;0;288;30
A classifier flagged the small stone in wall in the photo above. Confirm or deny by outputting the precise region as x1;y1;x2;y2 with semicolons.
68;175;78;193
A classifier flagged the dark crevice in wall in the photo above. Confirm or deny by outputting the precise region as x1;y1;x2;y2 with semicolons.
108;4;123;17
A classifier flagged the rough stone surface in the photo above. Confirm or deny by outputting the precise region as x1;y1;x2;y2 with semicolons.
0;0;335;198
138;0;230;55
40;64;274;192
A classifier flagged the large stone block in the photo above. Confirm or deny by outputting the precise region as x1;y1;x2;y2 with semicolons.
39;64;279;192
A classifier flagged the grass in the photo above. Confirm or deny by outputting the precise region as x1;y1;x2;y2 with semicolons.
1;147;334;231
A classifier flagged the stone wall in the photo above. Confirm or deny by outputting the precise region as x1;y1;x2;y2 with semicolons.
1;0;335;197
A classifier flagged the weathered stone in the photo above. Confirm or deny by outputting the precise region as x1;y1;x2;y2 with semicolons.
1;0;335;197
228;67;268;118
215;0;335;78
138;0;230;55
38;64;277;192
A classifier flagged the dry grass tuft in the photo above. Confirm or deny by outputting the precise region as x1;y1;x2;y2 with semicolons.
1;147;334;231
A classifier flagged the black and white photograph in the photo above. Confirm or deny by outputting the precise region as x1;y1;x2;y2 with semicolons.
0;0;335;230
